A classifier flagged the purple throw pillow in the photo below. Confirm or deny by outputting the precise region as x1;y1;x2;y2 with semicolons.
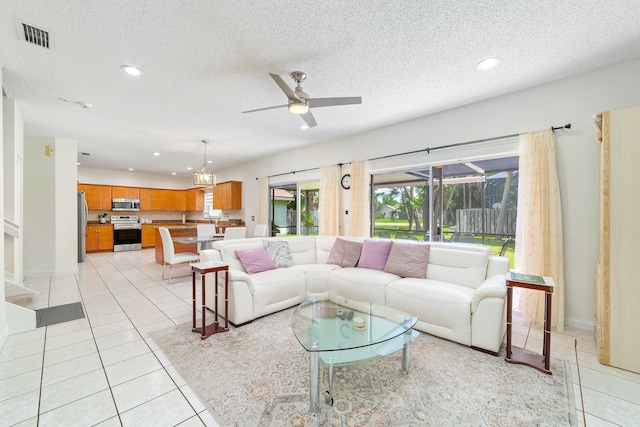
235;246;276;274
358;239;393;270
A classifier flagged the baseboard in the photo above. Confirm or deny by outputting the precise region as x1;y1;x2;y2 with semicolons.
565;317;595;331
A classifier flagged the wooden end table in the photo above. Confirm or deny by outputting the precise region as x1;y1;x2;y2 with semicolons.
505;272;555;374
191;261;229;339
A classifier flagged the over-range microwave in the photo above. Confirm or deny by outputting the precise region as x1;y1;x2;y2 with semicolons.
112;198;140;211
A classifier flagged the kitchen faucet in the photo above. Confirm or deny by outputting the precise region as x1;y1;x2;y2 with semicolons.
203;213;211;223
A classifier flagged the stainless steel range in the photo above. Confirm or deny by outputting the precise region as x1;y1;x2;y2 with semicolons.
111;215;142;252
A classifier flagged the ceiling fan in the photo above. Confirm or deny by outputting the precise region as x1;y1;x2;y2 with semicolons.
242;71;362;128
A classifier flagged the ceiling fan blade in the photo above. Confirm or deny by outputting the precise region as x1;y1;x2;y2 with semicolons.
300;111;317;128
308;97;362;108
242;104;287;114
269;73;300;102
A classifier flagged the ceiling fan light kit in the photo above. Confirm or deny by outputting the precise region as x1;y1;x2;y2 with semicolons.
288;101;309;114
242;70;362;128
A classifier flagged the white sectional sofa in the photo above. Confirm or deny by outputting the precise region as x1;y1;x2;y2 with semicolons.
199;235;510;354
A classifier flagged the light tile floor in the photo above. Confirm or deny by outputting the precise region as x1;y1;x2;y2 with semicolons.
0;249;639;426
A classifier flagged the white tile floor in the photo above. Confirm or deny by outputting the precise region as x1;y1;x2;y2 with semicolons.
0;249;638;426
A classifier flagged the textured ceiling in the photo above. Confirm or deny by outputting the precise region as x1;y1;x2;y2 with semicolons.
1;0;639;178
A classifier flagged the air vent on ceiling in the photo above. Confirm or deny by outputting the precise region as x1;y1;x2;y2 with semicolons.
16;20;53;49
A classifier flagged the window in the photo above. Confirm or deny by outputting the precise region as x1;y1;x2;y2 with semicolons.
203;188;221;219
269;180;319;236
372;156;518;262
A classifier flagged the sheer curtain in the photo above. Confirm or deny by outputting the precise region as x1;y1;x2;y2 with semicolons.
256;177;269;225
515;129;565;332
319;165;340;235
348;160;371;237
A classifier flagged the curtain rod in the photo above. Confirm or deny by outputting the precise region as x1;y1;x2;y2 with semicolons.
264;123;571;178
368;123;571;162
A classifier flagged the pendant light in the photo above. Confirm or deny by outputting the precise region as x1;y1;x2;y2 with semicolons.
193;140;216;187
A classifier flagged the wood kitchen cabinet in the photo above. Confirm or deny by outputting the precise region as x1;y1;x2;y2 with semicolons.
175;190;187;211
213;181;242;210
141;224;157;248
111;186;140;199
86;225;114;252
84;185;112;210
186;188;204;211
164;190;177;210
153;190;166;210
139;188;153;210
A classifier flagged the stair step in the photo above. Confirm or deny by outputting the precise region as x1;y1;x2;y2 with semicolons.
6;293;35;310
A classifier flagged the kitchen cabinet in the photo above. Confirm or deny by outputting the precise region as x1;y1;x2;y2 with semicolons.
153;190;166;211
213;181;242;210
141;224;157;248
186;188;204;211
86;225;114;252
111;186;140;199
175;190;187;211
84;185;112;210
164;190;177;210
139;188;154;210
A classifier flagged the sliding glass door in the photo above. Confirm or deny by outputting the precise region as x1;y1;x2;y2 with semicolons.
371;156;518;261
269;180;320;236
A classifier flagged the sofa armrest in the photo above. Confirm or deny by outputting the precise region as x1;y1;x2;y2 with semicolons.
471;274;507;313
226;269;255;294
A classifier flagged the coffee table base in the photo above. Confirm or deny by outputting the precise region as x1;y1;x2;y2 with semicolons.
308;330;416;413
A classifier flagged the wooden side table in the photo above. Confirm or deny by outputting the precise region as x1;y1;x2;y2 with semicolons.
505;272;555;374
191;261;229;339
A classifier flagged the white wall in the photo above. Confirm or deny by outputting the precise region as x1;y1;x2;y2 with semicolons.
217;58;640;330
78;166;192;189
0;65;6;346
3;96;24;283
24;137;78;276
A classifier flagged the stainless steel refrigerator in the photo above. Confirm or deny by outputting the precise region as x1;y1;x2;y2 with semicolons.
78;192;88;262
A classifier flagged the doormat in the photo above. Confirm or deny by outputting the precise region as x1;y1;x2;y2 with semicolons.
36;302;85;328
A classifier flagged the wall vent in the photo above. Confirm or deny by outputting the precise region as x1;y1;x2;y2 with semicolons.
15;20;53;49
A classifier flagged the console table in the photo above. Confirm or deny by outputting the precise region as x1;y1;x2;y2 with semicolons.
191;261;229;339
505;272;555;374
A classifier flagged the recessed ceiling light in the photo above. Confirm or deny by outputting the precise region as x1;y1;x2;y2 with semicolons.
121;65;142;76
172;172;177;175
476;57;501;70
207;160;212;164
300;125;309;130
128;168;134;171
77;162;80;165
153;152;160;156
187;167;192;170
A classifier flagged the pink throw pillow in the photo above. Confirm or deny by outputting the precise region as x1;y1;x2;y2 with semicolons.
235;246;276;274
358;239;393;270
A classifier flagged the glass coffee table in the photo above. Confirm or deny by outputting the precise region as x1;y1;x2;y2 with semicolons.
292;297;418;413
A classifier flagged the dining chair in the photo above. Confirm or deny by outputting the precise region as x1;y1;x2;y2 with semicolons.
159;227;199;284
197;223;217;252
224;226;246;240
253;224;268;237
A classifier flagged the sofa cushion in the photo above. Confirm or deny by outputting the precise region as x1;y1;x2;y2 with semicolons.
327;238;363;268
262;240;294;268
358;239;393;270
235;246;276;274
329;267;399;306
386;278;473;333
384;241;430;278
426;243;491;289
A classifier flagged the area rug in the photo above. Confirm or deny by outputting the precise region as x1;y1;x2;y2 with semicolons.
150;309;576;426
36;302;85;328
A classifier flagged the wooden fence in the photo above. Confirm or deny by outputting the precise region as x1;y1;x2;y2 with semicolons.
455;208;516;235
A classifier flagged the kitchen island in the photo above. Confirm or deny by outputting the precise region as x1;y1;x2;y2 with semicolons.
154;225;199;265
